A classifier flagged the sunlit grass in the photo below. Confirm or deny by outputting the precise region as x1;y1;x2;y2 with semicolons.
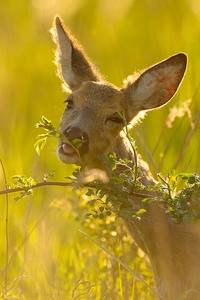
1;0;200;298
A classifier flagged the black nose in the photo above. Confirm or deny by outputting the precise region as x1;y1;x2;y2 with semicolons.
63;126;83;140
62;126;89;155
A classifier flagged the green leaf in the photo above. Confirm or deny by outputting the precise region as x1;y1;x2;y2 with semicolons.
72;138;84;146
84;213;92;218
11;175;35;187
177;173;192;181
86;189;95;196
107;153;117;171
87;200;96;206
99;213;105;219
14;190;33;202
106;195;117;203
111;177;125;185
142;198;154;204
99;189;108;198
188;175;196;184
34;138;47;155
136;208;146;216
35;116;62;154
168;169;176;176
106;211;112;216
93;214;98;219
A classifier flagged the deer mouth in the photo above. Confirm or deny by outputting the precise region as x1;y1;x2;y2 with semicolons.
61;143;76;155
57;132;89;164
57;142;79;164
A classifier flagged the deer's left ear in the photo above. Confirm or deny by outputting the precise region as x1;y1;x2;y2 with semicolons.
123;53;187;120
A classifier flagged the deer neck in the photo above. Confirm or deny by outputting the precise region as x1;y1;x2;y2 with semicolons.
113;131;135;161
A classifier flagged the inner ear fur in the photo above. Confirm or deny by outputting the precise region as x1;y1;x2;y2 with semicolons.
123;53;187;120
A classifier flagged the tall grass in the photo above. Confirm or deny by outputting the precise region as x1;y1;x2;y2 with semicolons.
0;0;200;298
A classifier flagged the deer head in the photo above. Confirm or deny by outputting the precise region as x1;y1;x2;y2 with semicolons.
51;16;187;168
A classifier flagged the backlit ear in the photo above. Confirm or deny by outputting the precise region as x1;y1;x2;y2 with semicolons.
51;16;102;91
123;53;187;120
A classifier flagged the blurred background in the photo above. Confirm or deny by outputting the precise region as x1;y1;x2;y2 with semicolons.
0;0;200;299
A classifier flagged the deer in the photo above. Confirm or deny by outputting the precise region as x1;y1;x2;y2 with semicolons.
51;16;200;300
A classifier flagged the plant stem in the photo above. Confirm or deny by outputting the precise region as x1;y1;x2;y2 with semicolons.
157;174;173;201
0;159;9;296
0;181;71;196
0;179;156;200
124;125;138;182
119;111;138;182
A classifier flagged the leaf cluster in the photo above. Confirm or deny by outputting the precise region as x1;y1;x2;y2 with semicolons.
11;174;36;201
34;116;61;155
81;154;148;221
35;116;84;161
12;116;200;224
76;156;200;224
158;172;200;223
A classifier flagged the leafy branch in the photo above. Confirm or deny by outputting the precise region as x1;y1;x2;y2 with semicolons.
83;155;200;223
1;116;200;224
0;171;153;199
34;116;61;155
35;116;83;161
0;177;71;200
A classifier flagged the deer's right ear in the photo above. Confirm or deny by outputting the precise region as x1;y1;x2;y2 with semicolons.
123;53;187;121
51;16;102;91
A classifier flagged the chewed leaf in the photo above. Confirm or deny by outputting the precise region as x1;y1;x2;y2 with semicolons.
71;138;84;146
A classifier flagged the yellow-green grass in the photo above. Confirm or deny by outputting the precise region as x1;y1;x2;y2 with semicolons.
1;1;200;298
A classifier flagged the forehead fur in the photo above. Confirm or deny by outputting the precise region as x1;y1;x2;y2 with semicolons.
76;81;122;98
72;81;124;107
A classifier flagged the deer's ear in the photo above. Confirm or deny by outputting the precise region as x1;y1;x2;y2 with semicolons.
51;16;102;91
123;53;187;120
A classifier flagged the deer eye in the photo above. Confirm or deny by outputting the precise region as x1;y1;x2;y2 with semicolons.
106;115;124;124
64;99;74;110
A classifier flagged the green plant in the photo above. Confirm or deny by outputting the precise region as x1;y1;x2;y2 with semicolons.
3;116;199;224
1;115;199;299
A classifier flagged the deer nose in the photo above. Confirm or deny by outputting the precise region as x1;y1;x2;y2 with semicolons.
62;126;89;155
63;126;83;140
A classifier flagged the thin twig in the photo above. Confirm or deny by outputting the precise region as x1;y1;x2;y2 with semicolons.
0;181;72;196
157;174;173;201
0;159;9;294
0;179;157;200
120;111;138;182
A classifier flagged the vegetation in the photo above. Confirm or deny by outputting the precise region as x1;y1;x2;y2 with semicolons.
1;1;200;299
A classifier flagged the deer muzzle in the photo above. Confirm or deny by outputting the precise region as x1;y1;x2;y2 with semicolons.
57;126;89;163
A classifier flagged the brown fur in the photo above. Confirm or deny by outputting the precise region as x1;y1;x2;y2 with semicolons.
51;16;200;300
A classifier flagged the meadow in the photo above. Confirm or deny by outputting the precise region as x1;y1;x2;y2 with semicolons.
0;0;200;299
